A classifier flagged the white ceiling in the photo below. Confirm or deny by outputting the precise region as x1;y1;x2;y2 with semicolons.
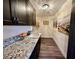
29;0;66;17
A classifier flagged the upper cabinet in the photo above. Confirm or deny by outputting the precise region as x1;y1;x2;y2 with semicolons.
3;0;36;25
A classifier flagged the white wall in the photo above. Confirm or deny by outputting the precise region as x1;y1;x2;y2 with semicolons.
52;0;72;58
52;29;69;58
33;16;54;38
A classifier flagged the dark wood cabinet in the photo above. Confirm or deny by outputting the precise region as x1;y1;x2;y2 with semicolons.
29;37;41;59
3;0;36;25
3;0;11;21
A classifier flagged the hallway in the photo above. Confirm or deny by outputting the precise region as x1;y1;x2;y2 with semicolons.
38;38;65;59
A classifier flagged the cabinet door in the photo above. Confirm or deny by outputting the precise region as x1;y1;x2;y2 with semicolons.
3;0;11;20
11;0;36;25
3;0;36;25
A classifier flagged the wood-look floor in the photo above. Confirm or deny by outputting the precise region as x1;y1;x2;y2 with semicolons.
38;38;65;59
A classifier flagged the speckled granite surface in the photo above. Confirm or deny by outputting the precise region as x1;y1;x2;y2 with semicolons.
3;33;41;59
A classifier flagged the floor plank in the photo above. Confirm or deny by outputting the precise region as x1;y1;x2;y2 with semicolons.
38;38;65;59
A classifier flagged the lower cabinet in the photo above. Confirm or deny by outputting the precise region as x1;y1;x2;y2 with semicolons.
29;37;41;59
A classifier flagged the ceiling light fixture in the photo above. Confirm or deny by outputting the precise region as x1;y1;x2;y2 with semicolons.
42;4;49;9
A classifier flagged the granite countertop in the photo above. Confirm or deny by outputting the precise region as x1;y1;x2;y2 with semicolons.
3;33;41;59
